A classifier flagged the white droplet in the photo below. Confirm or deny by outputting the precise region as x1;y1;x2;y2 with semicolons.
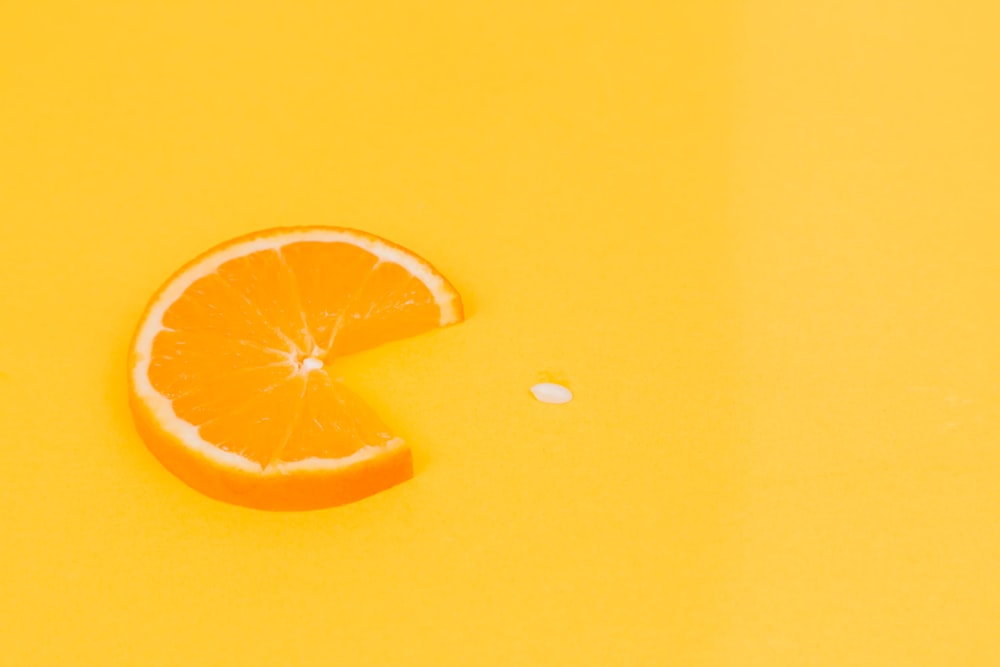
301;357;324;372
531;382;573;404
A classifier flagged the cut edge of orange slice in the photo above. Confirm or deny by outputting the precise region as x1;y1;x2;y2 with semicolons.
127;227;463;507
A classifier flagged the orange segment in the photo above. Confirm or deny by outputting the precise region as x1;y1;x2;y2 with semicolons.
128;227;463;510
280;373;395;462
161;272;294;351
279;241;379;350
197;375;308;467
215;248;316;352
330;260;446;357
148;331;291;398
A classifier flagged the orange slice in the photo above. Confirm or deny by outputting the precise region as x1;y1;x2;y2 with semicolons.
127;227;463;510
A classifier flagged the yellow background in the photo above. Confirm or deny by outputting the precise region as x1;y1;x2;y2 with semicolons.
2;1;999;664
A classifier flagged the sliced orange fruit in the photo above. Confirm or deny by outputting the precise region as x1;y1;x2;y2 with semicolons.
128;227;463;510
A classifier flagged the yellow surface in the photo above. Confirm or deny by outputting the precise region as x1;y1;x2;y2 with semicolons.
1;1;999;664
